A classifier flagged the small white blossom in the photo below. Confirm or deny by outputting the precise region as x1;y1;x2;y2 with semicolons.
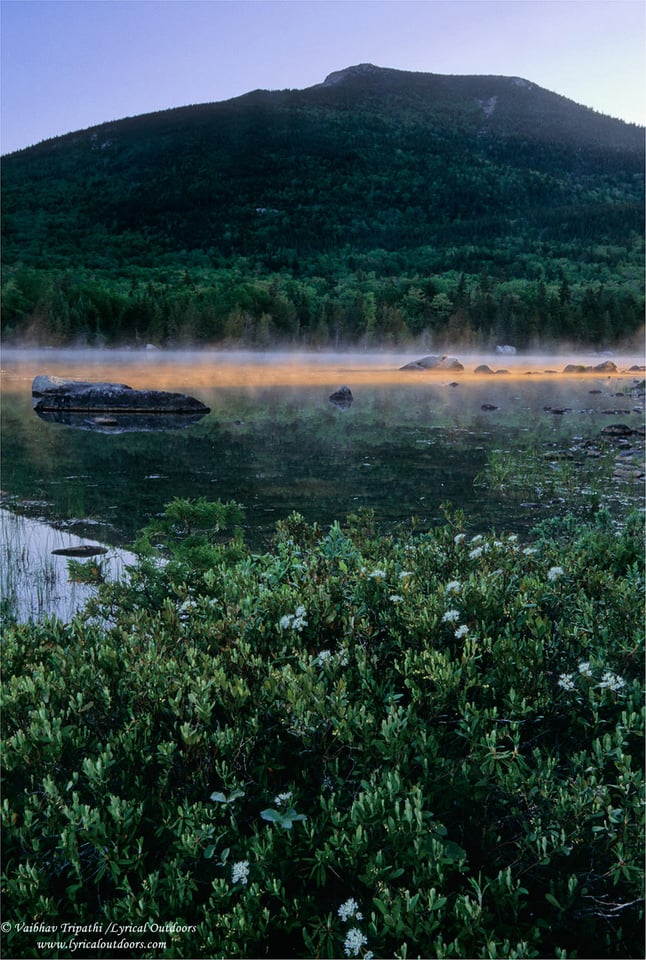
493;540;503;548
442;609;460;623
445;580;461;593
578;661;593;677
508;534;518;542
389;594;404;604
337;646;349;666
338;897;363;922
558;673;576;690
315;650;333;665
231;860;249;885
523;547;536;556
274;791;293;807
454;533;466;544
598;671;626;691
548;565;564;581
293;605;308;630
471;534;483;543
279;606;308;631
455;624;469;639
178;598;197;620
364;953;374;960
469;546;483;559
369;569;386;579
399;570;413;579
344;928;368;957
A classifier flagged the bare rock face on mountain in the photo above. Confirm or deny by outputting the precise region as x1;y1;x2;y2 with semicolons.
32;376;210;413
400;355;464;372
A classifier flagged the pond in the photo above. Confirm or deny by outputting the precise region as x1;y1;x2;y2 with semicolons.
2;349;644;555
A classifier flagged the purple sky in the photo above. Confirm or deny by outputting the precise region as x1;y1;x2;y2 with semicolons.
1;0;644;154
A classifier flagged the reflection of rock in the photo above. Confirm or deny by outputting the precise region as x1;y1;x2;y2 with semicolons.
35;409;208;433
480;403;498;411
329;386;354;409
32;376;210;414
400;355;464;371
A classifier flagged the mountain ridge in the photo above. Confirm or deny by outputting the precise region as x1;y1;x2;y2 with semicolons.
4;63;643;158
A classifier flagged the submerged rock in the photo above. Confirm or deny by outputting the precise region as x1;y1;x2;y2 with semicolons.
474;364;495;375
400;355;464;372
32;375;210;414
601;423;635;437
52;545;108;558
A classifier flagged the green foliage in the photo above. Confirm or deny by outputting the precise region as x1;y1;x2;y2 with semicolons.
2;501;644;958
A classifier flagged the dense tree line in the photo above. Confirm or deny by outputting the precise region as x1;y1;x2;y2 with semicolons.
2;261;642;349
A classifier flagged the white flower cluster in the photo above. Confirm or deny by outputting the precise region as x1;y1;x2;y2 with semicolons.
441;607;469;639
344;929;368;957
598;670;626;691
442;608;460;623
389;594;404;604
368;569;387;580
274;791;293;807
338;899;370;957
178;598;197;621
231;860;249;885
559;662;627;694
445;580;462;594
338;897;363;922
279;605;308;631
547;565;565;581
314;646;349;667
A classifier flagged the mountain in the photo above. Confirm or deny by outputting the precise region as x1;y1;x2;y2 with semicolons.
2;64;644;348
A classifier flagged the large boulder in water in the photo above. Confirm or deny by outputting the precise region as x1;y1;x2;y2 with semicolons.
562;361;618;374
32;375;210;414
400;355;464;372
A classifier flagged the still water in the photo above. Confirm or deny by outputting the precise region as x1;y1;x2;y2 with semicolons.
2;349;644;549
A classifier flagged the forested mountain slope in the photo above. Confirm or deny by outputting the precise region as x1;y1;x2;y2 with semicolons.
2;64;644;348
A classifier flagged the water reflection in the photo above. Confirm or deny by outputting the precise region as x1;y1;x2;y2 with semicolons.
2;349;644;550
0;508;136;622
34;409;209;433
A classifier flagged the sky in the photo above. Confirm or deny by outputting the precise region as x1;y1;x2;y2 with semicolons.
1;0;644;154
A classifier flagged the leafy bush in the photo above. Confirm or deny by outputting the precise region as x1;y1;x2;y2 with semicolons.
2;502;643;958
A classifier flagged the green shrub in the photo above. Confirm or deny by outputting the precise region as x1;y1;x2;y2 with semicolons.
2;502;643;958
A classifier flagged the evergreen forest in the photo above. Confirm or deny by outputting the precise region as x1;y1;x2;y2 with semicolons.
2;65;644;349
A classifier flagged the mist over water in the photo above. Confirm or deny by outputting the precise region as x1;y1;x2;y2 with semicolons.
2;347;644;555
3;345;644;388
